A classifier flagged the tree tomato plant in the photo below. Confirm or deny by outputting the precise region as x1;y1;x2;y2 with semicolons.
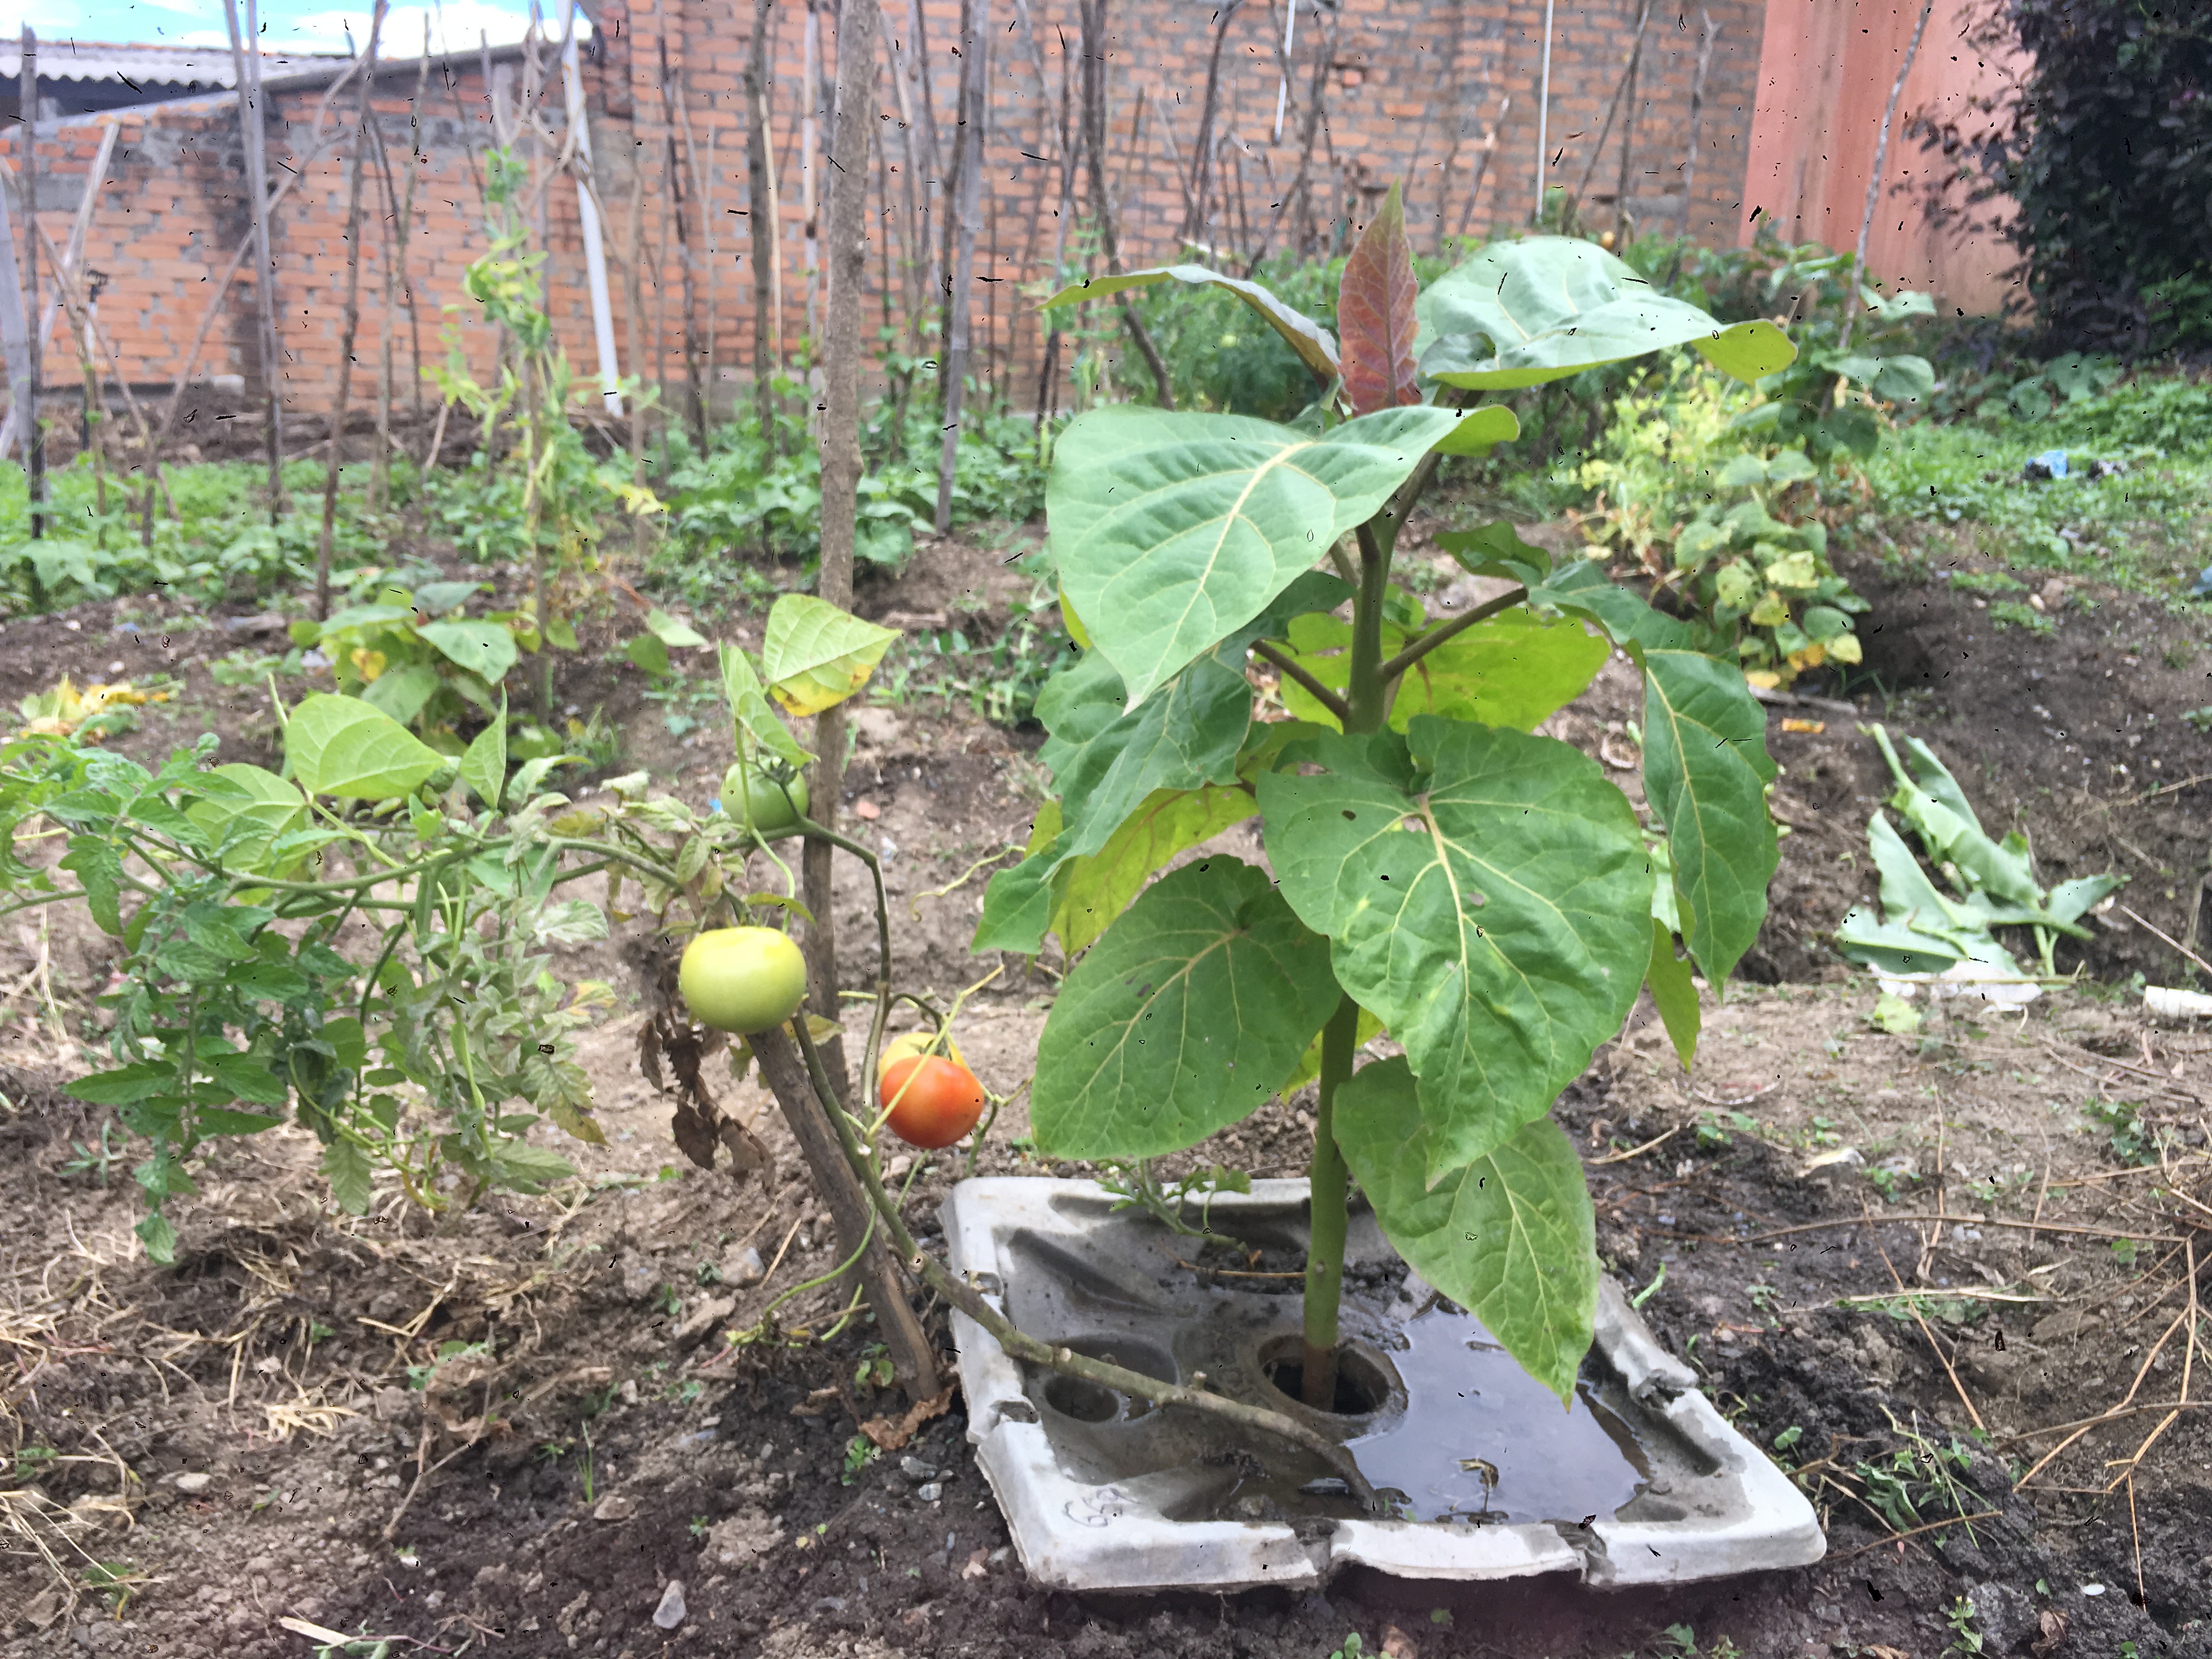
997;188;1796;1408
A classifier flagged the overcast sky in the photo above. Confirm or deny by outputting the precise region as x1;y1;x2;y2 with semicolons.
0;0;586;57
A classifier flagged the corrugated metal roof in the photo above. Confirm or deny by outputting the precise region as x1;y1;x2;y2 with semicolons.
0;42;347;89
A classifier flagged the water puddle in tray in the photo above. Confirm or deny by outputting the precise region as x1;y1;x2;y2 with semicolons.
1344;1304;1652;1525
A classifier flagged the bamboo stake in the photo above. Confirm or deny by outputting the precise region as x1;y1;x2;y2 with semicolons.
933;0;989;532
402;35;428;440
801;0;821;343
314;0;386;622
625;161;648;563
877;8;928;362
657;32;706;448
224;0;287;522
18;27;43;540
1453;93;1510;242
1568;0;1653;215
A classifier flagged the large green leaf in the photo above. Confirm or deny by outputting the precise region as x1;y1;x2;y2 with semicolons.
761;594;900;718
285;695;444;802
1632;642;1779;985
1445;538;1778;985
1259;719;1651;1178
1428;404;1522;457
1273;605;1606;735
1037;572;1350;865
1040;264;1340;383
974;784;1261;958
1418;236;1796;391
1050;404;1463;708
418;620;520;684
1032;858;1341;1159
1335;1057;1598;1404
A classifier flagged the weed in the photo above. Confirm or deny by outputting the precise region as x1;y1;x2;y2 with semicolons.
1989;600;2056;635
59;1118;128;1185
1943;1594;1985;1655
841;1434;881;1486
13;1442;57;1480
689;1514;712;1539
2183;707;2212;735
2083;1096;2159;1165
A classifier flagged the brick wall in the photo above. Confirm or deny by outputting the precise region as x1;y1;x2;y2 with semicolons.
7;0;1784;435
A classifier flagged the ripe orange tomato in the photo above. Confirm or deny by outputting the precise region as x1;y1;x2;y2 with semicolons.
879;1052;986;1149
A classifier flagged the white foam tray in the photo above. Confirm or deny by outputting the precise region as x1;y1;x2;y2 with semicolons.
942;1177;1826;1593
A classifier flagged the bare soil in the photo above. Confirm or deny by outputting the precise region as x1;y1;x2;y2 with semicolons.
4;518;2212;1658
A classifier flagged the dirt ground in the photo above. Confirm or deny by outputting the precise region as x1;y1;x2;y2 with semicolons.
4;514;2212;1658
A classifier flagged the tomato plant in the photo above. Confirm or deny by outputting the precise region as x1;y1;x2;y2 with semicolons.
0;591;900;1263
967;198;1795;1407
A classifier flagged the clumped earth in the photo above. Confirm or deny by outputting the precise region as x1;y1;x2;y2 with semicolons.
3;514;2212;1658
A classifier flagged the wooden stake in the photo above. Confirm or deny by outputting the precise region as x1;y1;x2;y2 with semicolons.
749;1021;939;1397
625;161;648;563
657;33;706;448
224;0;286;523
743;0;781;451
933;0;989;532
1678;9;1714;246
1613;0;1646;242
802;0;885;1116
18;27;43;540
314;0;386;622
1181;0;1245;248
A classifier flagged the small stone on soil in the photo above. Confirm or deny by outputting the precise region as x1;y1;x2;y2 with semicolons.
652;1579;686;1630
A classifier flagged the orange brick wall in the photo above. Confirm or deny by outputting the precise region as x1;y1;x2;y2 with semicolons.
8;0;1779;428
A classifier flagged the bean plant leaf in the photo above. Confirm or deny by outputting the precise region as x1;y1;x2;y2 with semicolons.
719;645;812;769
418;620;520;684
186;765;311;873
761;595;900;717
1050;404;1463;708
285;694;444;802
1259;719;1651;1178
1032;857;1341;1160
460;704;509;811
1335;1057;1598;1404
1339;182;1420;416
1039;264;1340;383
360;663;439;727
1645;917;1701;1071
1418;236;1796;391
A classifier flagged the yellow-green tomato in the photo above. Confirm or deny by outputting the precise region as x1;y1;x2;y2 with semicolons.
678;927;808;1034
723;765;809;839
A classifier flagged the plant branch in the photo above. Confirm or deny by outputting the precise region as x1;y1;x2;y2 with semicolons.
1375;584;1530;682
1251;640;1350;725
791;1013;1382;1510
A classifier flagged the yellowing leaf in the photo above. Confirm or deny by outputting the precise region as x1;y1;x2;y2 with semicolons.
761;595;900;717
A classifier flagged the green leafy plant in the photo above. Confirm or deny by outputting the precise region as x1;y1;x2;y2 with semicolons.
1835;725;2121;981
1664;450;1868;687
841;1433;881;1485
0;589;889;1259
1943;1594;1985;1656
298;582;538;749
978;195;1792;1404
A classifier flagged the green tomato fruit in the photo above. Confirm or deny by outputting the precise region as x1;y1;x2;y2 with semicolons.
678;927;808;1034
723;765;810;839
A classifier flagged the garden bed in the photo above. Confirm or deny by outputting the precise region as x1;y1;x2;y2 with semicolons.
3;521;2211;1657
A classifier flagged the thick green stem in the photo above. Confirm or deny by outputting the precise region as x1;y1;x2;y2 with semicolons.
1301;517;1396;1408
1301;994;1362;1407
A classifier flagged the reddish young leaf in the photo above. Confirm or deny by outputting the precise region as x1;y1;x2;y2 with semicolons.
1338;181;1420;416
